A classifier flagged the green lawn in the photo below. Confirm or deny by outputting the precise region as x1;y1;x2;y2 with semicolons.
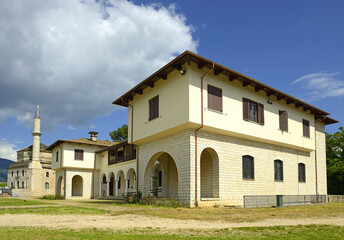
0;198;50;207
0;206;108;215
0;225;343;240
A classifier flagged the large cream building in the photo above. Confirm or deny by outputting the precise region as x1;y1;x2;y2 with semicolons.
49;51;337;207
7;106;55;197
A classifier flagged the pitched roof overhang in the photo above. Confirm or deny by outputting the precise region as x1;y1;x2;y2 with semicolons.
112;51;338;125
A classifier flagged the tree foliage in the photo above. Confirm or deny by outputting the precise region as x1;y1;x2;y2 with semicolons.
326;126;344;195
109;124;128;142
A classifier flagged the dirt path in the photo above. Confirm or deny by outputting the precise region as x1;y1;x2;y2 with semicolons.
1;214;344;230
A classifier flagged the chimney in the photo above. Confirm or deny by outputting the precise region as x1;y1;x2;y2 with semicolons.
89;131;99;142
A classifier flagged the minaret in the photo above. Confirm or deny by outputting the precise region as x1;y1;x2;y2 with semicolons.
29;105;42;169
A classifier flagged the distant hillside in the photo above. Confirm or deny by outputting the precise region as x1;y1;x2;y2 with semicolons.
0;158;15;182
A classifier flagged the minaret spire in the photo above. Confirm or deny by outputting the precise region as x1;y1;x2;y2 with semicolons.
30;105;42;169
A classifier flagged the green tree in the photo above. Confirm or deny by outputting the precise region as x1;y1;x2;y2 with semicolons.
326;126;344;195
109;124;128;142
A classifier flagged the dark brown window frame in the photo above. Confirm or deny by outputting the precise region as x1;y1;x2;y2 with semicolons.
279;110;288;132
207;84;223;112
298;163;306;182
302;119;310;138
242;155;255;180
274;159;284;181
149;95;159;121
243;98;264;125
74;149;84;161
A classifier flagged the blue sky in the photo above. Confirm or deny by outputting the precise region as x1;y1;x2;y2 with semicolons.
0;0;343;161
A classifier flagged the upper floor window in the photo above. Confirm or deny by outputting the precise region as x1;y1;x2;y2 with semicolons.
298;163;306;182
242;155;254;180
11;171;13;177
17;170;19;176
274;160;283;181
56;151;59;162
302;119;310;137
149;95;159;120
279;111;288;131
74;149;84;161
45;182;49;189
207;85;222;112
46;172;49;177
22;170;24;176
22;181;24;188
243;98;264;125
11;182;14;188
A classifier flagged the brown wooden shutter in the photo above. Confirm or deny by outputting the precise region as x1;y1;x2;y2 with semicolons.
303;119;310;137
243;98;249;120
149;95;159;120
279;111;288;131
75;149;84;160
208;85;222;112
258;103;264;125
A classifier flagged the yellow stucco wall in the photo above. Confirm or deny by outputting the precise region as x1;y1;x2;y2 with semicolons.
129;63;316;151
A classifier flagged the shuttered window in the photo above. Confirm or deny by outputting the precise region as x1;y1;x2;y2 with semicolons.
302;119;310;137
274;160;283;181
279;111;288;131
242;155;254;180
298;163;306;182
74;149;84;160
243;98;264;125
149;95;159;120
208;85;222;112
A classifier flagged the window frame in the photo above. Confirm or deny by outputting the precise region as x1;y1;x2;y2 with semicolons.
74;149;84;161
279;110;288;132
149;95;159;121
207;84;223;112
298;163;306;182
56;151;59;162
45;182;49;189
302;119;310;138
274;160;284;181
46;172;49;178
243;98;264;125
242;155;255;180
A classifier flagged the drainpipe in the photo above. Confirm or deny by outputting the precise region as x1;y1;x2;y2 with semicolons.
314;117;326;202
121;98;139;194
194;63;215;207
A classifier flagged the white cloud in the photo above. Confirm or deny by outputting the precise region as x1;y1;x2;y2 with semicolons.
292;72;344;101
0;0;197;131
0;138;17;161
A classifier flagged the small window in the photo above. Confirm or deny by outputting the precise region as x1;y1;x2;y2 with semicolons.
56;151;59;162
279;111;288;131
303;119;310;137
17;181;19;188
11;182;14;188
242;155;254;180
17;170;19;176
298;163;306;182
74;149;84;160
45;182;49;189
46;172;49;177
274;160;283;181
22;181;24;188
22;170;24;176
208;85;222;112
11;171;13;177
243;98;264;125
118;176;121;189
149;95;159;120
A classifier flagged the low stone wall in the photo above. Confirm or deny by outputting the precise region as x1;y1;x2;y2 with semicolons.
328;195;344;202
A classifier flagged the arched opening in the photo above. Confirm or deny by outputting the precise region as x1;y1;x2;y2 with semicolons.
101;174;107;197
116;171;125;196
57;176;64;197
71;175;83;197
127;168;136;194
144;152;178;199
200;148;219;198
108;172;115;196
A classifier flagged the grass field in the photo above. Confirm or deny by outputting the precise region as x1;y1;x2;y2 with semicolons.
0;198;50;207
0;225;343;240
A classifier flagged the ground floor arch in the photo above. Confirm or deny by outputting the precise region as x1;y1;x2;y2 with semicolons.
71;175;83;197
127;168;136;194
200;147;219;199
56;176;64;197
144;152;178;199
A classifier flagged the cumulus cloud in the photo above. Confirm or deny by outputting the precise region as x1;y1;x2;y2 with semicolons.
0;138;17;161
292;72;344;101
0;0;197;130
